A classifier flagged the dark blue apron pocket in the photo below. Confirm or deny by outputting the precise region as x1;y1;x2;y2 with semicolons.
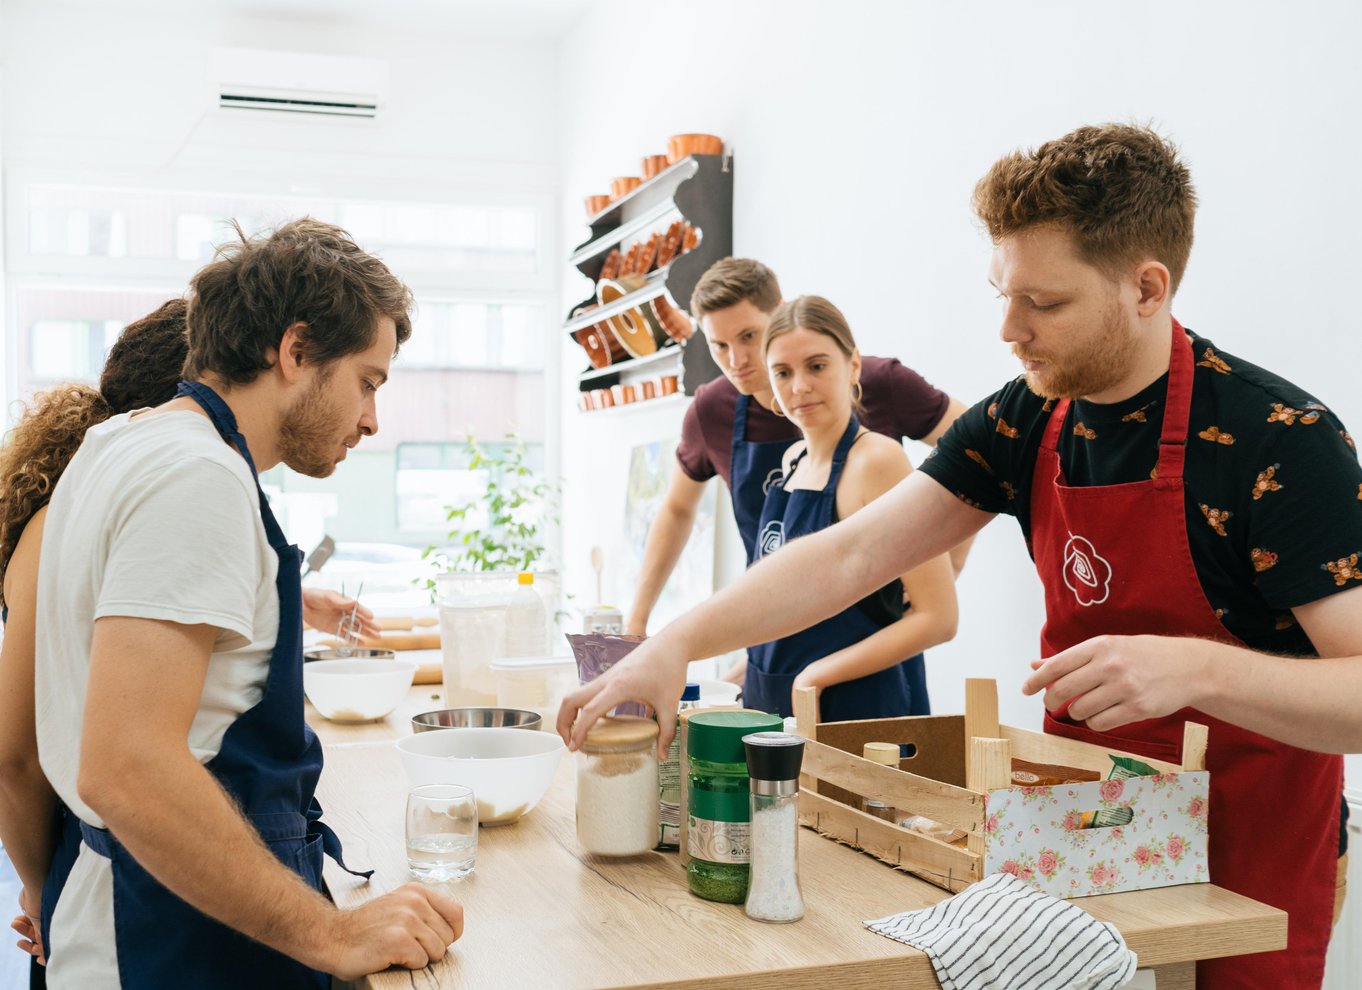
744;667;799;718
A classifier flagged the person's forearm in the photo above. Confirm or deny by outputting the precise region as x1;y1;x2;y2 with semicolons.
627;504;697;633
659;476;979;663
80;751;338;970
0;768;57;895
1194;641;1362;753
948;534;976;577
810;604;958;690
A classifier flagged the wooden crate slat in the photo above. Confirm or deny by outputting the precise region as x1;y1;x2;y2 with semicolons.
1000;724;1185;774
799;787;979;893
812;714;967;788
801;738;984;832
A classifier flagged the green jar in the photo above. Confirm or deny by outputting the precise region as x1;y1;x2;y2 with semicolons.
685;711;782;903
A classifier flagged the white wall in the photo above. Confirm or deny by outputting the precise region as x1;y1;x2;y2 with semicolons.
0;1;559;182
557;0;1362;735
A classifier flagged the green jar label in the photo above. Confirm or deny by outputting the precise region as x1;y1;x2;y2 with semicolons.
688;817;750;864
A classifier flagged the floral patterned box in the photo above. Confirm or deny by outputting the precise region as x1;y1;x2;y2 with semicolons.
983;771;1210;898
792;679;1210;897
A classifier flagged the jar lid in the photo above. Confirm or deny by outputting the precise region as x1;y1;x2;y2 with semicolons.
687;711;783;764
743;731;805;782
582;715;659;752
862;742;900;767
681;682;701;702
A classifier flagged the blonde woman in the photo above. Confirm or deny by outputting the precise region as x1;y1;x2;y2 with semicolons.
745;295;958;719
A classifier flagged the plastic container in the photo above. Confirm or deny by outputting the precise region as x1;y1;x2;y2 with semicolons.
576;716;660;856
744;732;806;923
685;711;783;903
657;683;702;849
490;655;578;725
861;742;900;822
506;572;548;657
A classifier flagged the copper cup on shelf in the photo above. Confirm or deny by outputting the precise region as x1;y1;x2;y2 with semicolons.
666;133;723;164
620;384;638;404
641;154;669;179
660;374;679;395
595;388;615;409
641;380;658;401
580;391;596;412
610;176;642;200
584;194;611;216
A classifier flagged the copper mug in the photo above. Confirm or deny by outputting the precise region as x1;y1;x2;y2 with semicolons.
660;374;679;395
641;380;658;400
584;194;611;216
595;388;615;408
620;384;638;404
641;154;669;179
610;176;641;200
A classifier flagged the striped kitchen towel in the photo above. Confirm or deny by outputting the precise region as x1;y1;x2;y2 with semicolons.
864;872;1137;990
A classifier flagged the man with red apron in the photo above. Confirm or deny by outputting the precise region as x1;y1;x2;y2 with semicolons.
1029;325;1341;988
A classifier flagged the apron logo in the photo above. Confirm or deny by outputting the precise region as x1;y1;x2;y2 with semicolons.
762;468;784;495
758;520;784;557
1062;534;1112;607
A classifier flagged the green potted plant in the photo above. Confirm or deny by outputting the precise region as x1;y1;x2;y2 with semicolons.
422;433;560;602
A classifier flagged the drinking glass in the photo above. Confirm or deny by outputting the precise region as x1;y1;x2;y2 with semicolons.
406;784;478;881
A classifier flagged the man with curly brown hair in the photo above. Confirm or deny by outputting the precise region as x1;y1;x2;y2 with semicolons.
30;220;464;989
562;125;1362;990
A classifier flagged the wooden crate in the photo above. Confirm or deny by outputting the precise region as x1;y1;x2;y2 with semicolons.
793;679;1209;895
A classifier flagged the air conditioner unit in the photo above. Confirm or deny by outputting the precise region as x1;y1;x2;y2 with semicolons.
210;47;388;119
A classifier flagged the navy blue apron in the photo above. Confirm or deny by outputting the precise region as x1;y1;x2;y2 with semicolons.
745;414;929;721
42;381;369;989
729;393;798;564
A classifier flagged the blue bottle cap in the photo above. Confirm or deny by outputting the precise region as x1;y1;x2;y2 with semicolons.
682;682;701;702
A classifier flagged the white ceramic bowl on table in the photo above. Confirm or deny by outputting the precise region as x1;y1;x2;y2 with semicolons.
395;727;565;825
303;658;417;722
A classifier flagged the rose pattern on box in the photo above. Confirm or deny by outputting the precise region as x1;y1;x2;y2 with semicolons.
983;771;1210;898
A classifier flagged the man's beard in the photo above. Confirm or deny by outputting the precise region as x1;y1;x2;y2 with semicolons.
1016;298;1139;401
278;367;347;479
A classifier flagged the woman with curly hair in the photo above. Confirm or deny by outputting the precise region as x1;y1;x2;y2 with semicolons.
0;299;190;985
0;298;380;983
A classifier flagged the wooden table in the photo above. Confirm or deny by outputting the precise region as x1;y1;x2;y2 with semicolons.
312;688;1286;990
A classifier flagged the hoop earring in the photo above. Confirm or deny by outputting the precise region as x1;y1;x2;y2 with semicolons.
771;402;786;418
851;381;864;405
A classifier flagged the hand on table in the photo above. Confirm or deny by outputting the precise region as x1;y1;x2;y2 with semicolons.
302;588;381;640
319;883;464;981
1022;634;1208;732
557;637;684;758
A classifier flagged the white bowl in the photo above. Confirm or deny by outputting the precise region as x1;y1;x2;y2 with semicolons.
303;658;417;722
395;727;565;825
693;679;742;704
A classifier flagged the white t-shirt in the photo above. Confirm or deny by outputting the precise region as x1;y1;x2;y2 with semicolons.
34;409;280;988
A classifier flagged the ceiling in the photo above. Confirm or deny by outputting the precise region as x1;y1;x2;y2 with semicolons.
2;0;598;40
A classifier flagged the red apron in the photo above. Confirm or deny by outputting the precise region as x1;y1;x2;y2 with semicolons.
1030;320;1341;989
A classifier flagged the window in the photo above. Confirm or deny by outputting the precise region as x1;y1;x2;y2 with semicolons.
394;440;546;535
6;176;556;553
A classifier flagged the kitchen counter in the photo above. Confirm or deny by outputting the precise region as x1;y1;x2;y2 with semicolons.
311;687;1286;990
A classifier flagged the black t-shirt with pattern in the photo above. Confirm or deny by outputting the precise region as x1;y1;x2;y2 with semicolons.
919;330;1362;657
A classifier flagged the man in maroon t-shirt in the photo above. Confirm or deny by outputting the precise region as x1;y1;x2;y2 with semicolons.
627;258;969;646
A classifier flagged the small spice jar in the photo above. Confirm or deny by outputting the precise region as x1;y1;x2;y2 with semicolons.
743;731;806;924
576;716;660;856
861;742;901;822
686;711;783;903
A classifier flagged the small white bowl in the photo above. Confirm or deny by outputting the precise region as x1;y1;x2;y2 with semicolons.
303;658;417;722
395;726;565;825
693;679;742;704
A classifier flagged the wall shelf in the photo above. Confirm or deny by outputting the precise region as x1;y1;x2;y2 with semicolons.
564;151;733;403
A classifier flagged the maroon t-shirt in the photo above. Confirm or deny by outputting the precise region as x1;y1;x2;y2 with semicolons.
676;355;951;487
